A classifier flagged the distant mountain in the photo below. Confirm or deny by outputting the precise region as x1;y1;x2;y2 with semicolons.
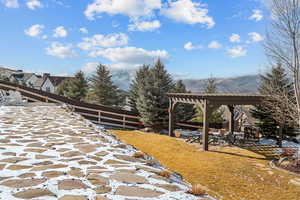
182;75;260;93
111;70;260;93
111;69;135;91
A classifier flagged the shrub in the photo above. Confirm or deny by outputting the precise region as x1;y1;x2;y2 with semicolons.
156;170;171;178
281;147;296;157
188;184;206;196
133;152;145;158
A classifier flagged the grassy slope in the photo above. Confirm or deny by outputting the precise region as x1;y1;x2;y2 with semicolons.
110;130;300;200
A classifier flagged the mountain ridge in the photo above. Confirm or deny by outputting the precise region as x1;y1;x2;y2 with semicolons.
182;75;260;93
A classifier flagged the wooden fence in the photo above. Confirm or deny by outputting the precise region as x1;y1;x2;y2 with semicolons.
0;81;229;131
0;81;142;129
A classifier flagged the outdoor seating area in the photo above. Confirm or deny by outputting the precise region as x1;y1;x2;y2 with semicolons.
167;93;265;151
175;128;253;146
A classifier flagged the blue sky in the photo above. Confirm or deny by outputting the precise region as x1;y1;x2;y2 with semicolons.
0;0;268;79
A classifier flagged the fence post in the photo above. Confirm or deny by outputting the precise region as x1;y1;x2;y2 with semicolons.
98;111;101;124
123;116;126;129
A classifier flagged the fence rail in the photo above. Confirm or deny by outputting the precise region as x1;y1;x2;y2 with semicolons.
0;81;142;129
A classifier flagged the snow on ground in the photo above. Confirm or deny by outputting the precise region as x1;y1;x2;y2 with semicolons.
0;104;214;200
259;138;300;148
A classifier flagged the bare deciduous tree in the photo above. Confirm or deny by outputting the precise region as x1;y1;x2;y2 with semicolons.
263;82;297;146
265;0;300;125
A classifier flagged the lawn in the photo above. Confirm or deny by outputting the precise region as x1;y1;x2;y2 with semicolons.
110;130;300;200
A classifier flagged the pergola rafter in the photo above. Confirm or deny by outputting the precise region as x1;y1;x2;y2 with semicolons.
167;93;266;151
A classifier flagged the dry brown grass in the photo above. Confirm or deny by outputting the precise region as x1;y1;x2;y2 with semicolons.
110;130;300;200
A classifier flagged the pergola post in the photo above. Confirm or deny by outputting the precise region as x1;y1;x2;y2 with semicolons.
168;99;177;137
228;105;235;134
202;99;211;151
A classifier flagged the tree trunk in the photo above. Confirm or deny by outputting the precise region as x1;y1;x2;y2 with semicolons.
293;75;300;126
292;32;300;126
278;124;283;148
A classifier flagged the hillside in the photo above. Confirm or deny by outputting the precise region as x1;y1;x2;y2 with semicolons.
182;75;260;93
112;71;260;93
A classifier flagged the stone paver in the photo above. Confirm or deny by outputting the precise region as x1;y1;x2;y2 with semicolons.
1;179;47;188
0;105;210;200
59;195;87;200
58;179;89;190
13;189;55;199
115;186;164;197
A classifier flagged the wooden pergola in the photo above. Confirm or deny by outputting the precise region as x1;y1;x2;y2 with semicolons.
167;93;266;151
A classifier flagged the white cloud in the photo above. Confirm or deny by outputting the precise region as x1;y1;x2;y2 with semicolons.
249;9;263;21
82;62;98;73
229;33;241;43
2;0;19;8
89;46;168;64
171;72;191;79
227;46;247;58
78;33;128;51
128;20;161;32
161;0;215;28
26;0;43;10
248;32;264;42
24;24;45;38
84;0;161;20
82;62;139;74
208;41;222;49
53;26;68;38
184;42;202;50
79;27;88;34
46;42;76;59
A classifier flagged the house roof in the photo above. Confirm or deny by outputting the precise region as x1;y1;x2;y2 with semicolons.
33;77;44;88
10;72;35;81
49;76;73;86
41;76;73;88
23;73;35;81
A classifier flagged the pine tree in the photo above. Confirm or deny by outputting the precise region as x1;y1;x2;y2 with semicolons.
66;71;88;101
204;76;217;93
173;80;194;122
128;65;150;112
193;77;225;123
56;79;71;96
136;59;174;130
251;63;294;139
90;64;120;107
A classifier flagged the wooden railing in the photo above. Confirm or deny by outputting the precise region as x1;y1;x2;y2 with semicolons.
0;81;142;129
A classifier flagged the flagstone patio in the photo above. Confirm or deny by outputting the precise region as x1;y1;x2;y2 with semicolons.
0;104;212;200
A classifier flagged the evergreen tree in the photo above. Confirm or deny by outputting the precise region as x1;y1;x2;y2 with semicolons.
204;76;218;93
251;63;294;140
193;77;225;123
56;79;71;96
66;71;88;101
90;64;120;107
172;80;194;122
136;59;174;130
128;65;150;112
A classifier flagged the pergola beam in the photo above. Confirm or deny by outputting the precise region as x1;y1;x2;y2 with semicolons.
168;99;178;137
228;105;235;134
203;99;210;151
167;93;265;151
